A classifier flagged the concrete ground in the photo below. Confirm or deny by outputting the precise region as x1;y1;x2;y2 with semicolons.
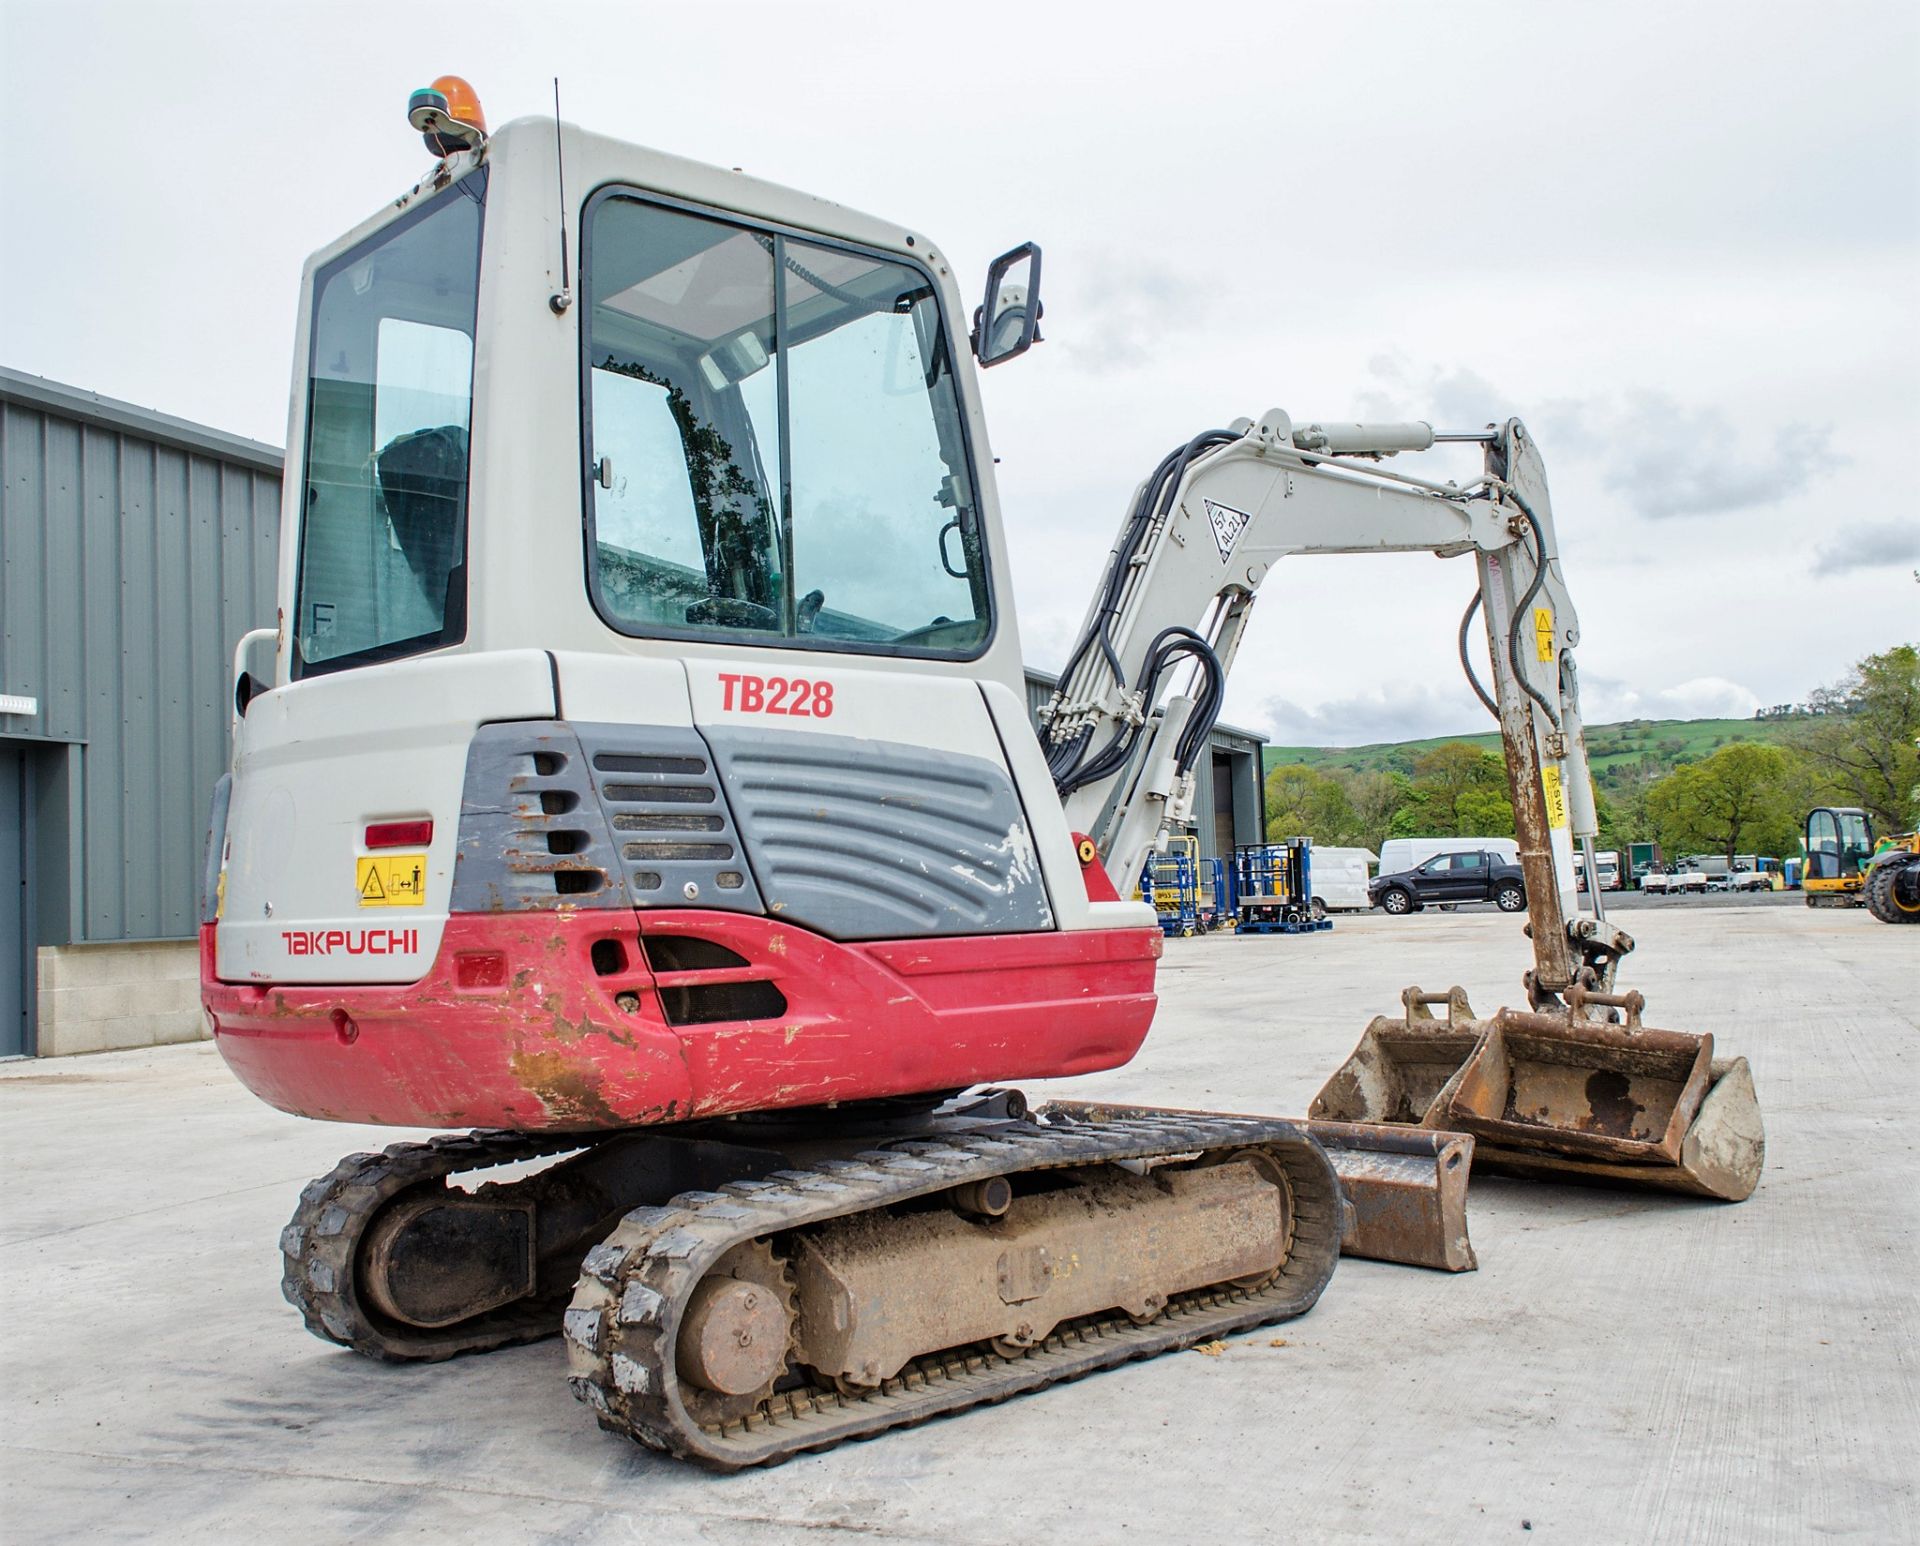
2;905;1913;1544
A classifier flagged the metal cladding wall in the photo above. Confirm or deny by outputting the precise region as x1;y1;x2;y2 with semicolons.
0;369;281;945
1023;668;1268;861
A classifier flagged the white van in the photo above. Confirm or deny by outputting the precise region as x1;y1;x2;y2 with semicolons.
1375;836;1521;882
1309;847;1376;913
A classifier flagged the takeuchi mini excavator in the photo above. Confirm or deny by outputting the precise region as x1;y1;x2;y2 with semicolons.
202;80;1765;1467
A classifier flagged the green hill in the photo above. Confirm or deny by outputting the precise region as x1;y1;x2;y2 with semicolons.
1265;716;1808;784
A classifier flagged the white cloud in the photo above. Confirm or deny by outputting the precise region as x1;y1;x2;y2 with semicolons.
1259;680;1496;747
1582;395;1835;520
1812;521;1920;577
1362;361;1839;522
1355;356;1510;433
1579;674;1762;723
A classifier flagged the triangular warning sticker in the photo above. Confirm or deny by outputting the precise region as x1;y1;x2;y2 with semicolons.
360;865;386;901
1203;498;1251;563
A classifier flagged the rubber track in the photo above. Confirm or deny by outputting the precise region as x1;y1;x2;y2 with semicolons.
280;1129;585;1361
561;1111;1342;1468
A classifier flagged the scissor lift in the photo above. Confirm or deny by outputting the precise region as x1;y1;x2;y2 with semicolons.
1232;839;1333;935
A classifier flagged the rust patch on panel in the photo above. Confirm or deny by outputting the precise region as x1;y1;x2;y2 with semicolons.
508;1049;621;1127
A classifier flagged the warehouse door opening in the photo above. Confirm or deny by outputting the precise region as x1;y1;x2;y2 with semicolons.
1211;751;1237;861
2;745;29;1057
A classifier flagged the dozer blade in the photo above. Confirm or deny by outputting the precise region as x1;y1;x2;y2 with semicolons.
1307;1120;1477;1272
1309;986;1765;1203
1048;1100;1478;1273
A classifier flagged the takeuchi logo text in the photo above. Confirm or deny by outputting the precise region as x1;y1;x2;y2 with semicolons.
281;928;419;956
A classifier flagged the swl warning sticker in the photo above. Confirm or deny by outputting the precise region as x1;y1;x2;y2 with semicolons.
1540;766;1570;830
356;853;428;907
1203;499;1251;563
1533;606;1556;663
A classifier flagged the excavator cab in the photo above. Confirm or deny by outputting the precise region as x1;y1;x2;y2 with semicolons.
1803;806;1874;905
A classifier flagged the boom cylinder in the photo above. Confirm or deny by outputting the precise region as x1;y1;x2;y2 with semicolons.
1291;421;1436;455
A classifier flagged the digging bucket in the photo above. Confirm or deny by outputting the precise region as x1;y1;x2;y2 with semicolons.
1306;987;1484;1127
1310;987;1765;1203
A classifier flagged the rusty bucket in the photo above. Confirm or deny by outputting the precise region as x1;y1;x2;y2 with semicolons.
1308;987;1484;1127
1311;986;1764;1203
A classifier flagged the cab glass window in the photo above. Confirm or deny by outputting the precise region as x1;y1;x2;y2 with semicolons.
582;194;989;655
294;173;485;677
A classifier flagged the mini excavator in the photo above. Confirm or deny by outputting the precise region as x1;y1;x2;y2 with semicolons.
202;79;1764;1468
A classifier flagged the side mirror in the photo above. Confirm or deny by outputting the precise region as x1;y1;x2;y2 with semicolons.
972;242;1043;367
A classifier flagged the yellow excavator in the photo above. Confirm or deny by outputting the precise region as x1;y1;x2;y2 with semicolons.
1804;807;1875;906
1806;806;1920;921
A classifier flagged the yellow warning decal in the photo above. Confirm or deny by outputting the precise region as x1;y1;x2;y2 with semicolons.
356;853;428;908
1533;606;1556;663
1540;766;1570;830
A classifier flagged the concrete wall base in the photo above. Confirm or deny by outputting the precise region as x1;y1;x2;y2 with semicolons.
34;941;210;1056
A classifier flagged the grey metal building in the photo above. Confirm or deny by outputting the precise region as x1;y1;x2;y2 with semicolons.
1;368;280;1056
1023;669;1267;867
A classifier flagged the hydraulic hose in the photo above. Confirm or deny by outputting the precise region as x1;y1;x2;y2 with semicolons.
1504;492;1562;729
1457;591;1498;717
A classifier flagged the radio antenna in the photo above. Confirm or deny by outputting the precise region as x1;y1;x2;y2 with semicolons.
548;78;573;314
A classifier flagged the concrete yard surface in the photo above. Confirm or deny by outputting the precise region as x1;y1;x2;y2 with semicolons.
1;905;1914;1544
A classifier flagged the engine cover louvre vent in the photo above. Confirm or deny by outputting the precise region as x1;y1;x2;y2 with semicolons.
702;727;1053;941
450;722;765;917
574;722;765;915
450;724;629;913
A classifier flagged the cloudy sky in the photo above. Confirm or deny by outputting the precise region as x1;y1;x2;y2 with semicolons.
4;0;1915;744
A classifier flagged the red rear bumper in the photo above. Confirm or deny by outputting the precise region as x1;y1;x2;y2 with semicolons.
202;911;1160;1131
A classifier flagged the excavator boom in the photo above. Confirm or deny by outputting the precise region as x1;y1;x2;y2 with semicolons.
1040;411;1761;1198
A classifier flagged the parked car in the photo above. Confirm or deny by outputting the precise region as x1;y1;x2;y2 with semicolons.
1369;849;1527;915
1376;836;1520;878
1730;870;1773;892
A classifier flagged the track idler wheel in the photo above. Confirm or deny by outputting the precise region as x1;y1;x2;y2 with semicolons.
672;1241;795;1425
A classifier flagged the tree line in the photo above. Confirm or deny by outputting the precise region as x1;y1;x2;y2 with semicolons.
1265;644;1919;865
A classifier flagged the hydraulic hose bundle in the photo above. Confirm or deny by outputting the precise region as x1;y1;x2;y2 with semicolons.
1047;430;1238;799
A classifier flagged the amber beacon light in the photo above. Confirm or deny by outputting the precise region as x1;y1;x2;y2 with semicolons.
407;75;488;156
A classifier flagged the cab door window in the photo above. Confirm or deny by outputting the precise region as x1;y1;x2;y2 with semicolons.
294;173;485;677
581;192;990;656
